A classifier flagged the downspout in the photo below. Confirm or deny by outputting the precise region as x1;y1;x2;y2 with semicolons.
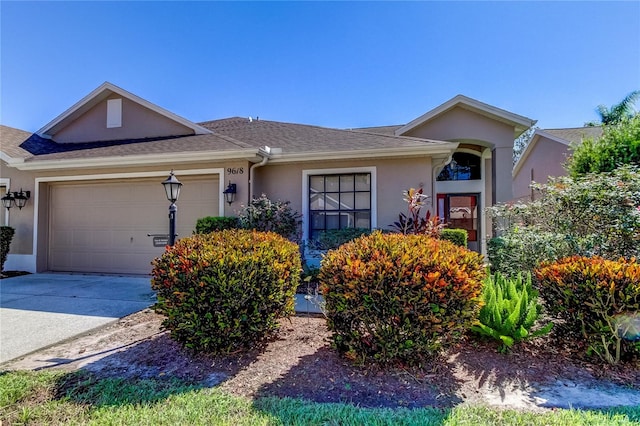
248;148;270;202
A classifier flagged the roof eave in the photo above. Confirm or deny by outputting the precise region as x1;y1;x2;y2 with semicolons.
10;149;261;171
396;95;537;138
266;143;459;164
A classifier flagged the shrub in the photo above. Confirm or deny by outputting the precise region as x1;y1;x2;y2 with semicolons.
535;256;640;364
440;228;468;247
320;231;486;365
150;229;301;354
194;216;240;234
471;272;552;352
238;194;302;242
390;187;443;237
488;165;640;268
0;226;15;272
487;230;575;277
307;228;372;251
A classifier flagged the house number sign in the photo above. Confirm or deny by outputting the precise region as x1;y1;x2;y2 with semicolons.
227;167;244;175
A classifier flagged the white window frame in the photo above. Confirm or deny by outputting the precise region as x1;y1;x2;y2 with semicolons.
302;166;377;242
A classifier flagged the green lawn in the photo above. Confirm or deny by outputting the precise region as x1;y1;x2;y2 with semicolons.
1;370;638;425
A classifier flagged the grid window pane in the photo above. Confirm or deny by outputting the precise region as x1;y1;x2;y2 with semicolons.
355;212;371;229
340;212;355;228
355;192;370;210
326;176;339;192
310;176;324;192
310;192;323;209
340;175;354;191
311;212;325;230
309;173;371;239
325;194;339;210
326;213;339;229
340;192;354;209
355;174;370;191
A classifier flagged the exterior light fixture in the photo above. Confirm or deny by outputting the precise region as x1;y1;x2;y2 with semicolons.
1;189;31;210
161;171;182;246
223;182;237;205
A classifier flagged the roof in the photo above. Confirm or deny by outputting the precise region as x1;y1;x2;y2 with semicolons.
512;126;603;177
199;117;457;163
0;125;33;162
2;116;457;170
36;82;212;139
395;94;537;138
351;125;403;136
544;126;603;145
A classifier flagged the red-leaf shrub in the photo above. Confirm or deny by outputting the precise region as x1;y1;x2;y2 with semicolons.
535;256;640;364
319;231;486;365
151;229;301;354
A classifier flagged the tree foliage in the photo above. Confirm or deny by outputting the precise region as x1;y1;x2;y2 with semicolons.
567;115;640;177
585;90;640;126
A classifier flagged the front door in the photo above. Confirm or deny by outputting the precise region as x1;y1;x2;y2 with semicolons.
437;193;480;252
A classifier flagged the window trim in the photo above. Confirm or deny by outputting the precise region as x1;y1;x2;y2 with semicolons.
302;166;376;241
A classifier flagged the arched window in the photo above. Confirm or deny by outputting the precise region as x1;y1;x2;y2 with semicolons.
437;152;481;181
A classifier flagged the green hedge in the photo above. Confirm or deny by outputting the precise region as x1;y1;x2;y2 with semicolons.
440;228;468;247
0;226;15;272
194;216;240;234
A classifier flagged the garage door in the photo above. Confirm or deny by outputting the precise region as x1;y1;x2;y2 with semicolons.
49;175;219;274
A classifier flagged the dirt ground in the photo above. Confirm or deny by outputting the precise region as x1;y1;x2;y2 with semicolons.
3;308;639;411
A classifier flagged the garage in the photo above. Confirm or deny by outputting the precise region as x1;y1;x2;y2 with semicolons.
48;175;220;274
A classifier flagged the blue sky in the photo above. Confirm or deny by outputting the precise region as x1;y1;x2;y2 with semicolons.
1;1;639;133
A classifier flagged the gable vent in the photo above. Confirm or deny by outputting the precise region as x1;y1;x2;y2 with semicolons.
107;98;123;128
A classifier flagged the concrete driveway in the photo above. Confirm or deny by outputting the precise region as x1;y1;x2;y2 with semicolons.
0;273;155;365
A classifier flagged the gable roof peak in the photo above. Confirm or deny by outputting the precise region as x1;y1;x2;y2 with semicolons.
396;94;536;138
36;81;212;139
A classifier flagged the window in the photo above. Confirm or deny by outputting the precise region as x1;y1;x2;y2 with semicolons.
437;152;481;181
309;173;371;240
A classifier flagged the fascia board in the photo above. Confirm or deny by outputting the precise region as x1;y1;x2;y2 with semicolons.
0;151;23;165
11;149;260;171
37;82;212;138
512;129;570;177
396;94;536;136
266;143;459;164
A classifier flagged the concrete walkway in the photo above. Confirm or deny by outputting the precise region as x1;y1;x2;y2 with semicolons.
0;273;155;364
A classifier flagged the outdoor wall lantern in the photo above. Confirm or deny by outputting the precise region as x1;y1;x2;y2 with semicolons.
223;182;237;205
161;171;182;246
1;189;31;210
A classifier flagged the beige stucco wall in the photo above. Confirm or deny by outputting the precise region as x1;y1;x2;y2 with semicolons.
0;160;36;254
513;138;570;201
53;95;194;143
402;107;515;149
402;107;516;204
253;157;434;237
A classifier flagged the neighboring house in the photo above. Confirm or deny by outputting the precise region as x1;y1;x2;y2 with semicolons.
0;82;534;274
512;126;603;201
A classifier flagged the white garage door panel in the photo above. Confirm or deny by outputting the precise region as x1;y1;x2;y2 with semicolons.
49;176;219;274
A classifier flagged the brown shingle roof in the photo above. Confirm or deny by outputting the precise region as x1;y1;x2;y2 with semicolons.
199;117;450;153
0;125;33;159
351;125;403;136
544;127;603;145
2;117;453;165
